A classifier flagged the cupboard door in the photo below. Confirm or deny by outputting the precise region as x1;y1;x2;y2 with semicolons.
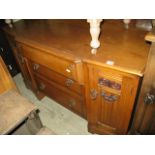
87;66;139;134
131;43;155;134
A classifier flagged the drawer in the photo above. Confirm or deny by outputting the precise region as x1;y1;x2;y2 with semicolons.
30;61;83;95
20;44;79;81
34;74;85;117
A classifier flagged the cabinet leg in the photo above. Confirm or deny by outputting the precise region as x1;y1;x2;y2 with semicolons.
36;90;45;100
87;123;96;134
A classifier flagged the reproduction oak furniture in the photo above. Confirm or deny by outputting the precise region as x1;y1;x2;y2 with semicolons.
130;32;155;134
3;19;150;134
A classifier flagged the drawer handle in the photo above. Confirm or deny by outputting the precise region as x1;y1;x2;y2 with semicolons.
68;100;76;107
65;79;74;87
39;82;46;90
33;63;40;70
101;91;119;102
66;64;74;73
144;93;155;104
90;89;98;100
66;68;71;73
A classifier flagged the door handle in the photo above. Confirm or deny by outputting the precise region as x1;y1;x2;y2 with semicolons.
101;91;119;102
65;79;74;87
144;93;155;104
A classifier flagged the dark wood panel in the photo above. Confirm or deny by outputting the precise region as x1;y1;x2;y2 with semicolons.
131;42;155;134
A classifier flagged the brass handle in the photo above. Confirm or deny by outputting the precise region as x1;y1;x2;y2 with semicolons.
39;82;46;90
65;79;74;87
65;64;74;73
33;63;40;70
101;91;118;102
68;100;76;107
90;89;98;100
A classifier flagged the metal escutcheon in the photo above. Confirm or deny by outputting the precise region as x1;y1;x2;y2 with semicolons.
90;89;98;100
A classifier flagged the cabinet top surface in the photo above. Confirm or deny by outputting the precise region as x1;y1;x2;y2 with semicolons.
4;19;150;76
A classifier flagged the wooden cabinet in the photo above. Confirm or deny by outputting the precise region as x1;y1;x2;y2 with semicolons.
30;60;83;95
13;42;86;118
85;64;140;134
131;33;155;134
34;73;85;116
3;19;150;134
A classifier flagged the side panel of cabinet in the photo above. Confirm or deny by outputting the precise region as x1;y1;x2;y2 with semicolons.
6;37;43;99
131;43;155;134
6;37;31;87
85;64;139;134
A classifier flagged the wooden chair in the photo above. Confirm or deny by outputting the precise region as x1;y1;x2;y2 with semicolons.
0;56;55;135
0;56;17;94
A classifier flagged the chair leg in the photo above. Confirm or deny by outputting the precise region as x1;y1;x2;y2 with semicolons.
25;110;43;134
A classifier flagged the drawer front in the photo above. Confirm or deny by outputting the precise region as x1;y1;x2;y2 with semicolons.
34;74;84;117
30;61;83;95
21;44;78;80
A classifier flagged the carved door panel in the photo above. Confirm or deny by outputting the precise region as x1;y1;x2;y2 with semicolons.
87;66;139;134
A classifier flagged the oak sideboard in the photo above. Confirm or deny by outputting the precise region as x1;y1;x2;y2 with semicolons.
3;19;150;134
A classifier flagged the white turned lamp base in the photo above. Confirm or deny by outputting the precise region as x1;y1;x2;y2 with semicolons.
123;19;131;29
5;19;13;28
87;19;103;54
